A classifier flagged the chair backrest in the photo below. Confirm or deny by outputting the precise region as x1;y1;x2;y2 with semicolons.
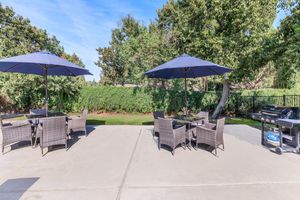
81;109;88;119
216;117;225;141
196;111;209;123
153;111;164;119
158;118;173;136
40;116;66;146
30;109;47;116
182;107;189;116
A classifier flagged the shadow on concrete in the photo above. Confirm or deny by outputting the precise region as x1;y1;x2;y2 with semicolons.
87;119;106;125
0;177;39;200
46;126;97;155
142;121;154;125
195;143;223;156
158;143;187;155
86;126;96;136
7;141;32;153
66;126;96;150
69;126;95;137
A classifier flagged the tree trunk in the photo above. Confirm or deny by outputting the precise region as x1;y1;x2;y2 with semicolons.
161;80;166;89
212;80;230;119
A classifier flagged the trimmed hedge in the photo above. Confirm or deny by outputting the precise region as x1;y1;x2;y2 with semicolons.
73;86;153;113
73;86;222;113
73;86;300;115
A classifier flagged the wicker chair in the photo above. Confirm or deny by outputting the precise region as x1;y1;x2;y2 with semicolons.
158;118;186;155
1;119;32;153
81;109;88;119
38;116;67;155
153;111;165;138
67;109;88;137
195;117;225;156
194;111;209;125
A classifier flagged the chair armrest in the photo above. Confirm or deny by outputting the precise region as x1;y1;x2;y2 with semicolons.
2;121;30;130
1;121;32;140
174;125;186;143
67;118;86;130
197;126;215;133
68;118;85;123
196;125;217;146
204;122;216;130
196;126;216;140
173;125;186;135
154;119;160;124
68;116;80;120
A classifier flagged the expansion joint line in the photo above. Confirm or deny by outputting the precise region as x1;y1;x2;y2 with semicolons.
116;128;142;200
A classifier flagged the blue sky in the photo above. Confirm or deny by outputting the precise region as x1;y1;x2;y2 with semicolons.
1;0;286;81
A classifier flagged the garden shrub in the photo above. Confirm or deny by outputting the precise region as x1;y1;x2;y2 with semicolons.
70;86;300;115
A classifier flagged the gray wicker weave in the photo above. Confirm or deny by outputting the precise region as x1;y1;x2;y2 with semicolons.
67;109;88;136
194;111;209;125
153;111;165;138
158;118;186;155
1;119;32;153
39;116;67;155
195;117;225;156
81;109;88;119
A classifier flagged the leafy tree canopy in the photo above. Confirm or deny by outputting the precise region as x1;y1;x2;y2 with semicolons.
97;0;278;89
0;4;85;112
273;3;300;88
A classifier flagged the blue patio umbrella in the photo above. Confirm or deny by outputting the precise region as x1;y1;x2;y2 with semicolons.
0;52;92;115
145;54;232;109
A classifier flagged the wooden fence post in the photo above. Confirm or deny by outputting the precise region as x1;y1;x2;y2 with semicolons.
283;95;286;106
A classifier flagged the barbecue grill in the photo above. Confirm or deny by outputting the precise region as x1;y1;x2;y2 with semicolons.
251;105;300;149
252;105;299;124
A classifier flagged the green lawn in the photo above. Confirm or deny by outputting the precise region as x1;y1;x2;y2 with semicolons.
226;117;274;130
2;113;153;125
87;113;262;127
225;117;261;127
3;113;262;127
87;113;153;125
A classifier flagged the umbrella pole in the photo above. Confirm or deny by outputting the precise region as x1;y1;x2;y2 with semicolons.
184;75;188;116
44;68;48;117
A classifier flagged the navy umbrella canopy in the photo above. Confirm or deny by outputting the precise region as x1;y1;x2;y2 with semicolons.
145;54;232;110
145;54;232;79
0;51;92;76
0;51;92;115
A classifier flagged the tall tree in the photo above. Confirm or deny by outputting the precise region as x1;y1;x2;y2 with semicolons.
0;4;85;112
96;15;146;85
157;0;277;118
96;15;180;86
273;3;300;88
96;0;291;116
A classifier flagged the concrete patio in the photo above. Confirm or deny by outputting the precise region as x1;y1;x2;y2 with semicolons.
1;124;300;200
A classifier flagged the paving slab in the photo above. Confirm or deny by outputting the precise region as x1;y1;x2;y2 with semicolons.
0;125;142;200
1;124;300;200
121;125;300;200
